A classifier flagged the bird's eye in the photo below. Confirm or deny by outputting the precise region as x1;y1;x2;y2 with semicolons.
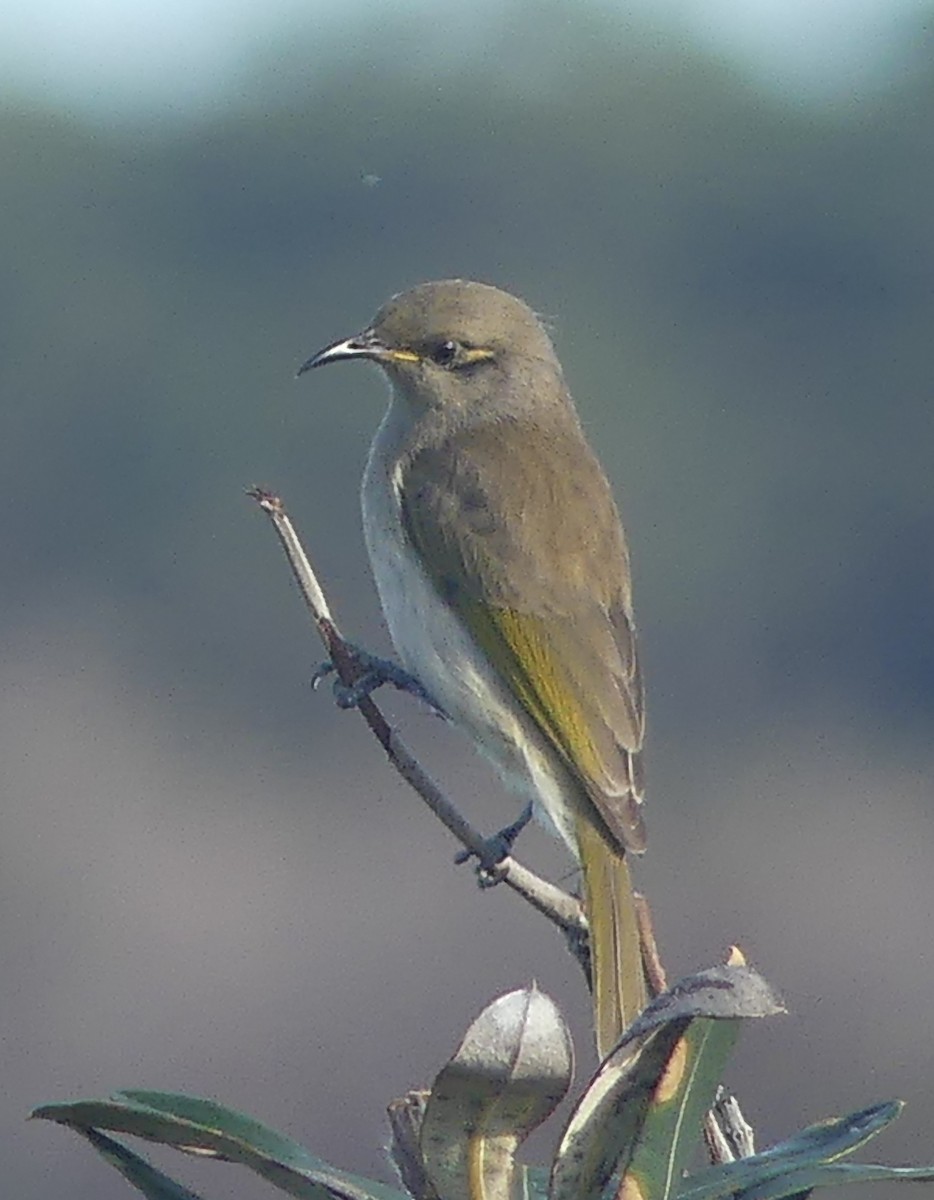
431;340;460;367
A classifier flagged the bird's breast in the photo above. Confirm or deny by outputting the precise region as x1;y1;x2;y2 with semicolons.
360;424;497;734
360;407;580;854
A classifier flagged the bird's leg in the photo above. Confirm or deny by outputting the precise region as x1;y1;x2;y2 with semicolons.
312;645;444;714
455;801;534;887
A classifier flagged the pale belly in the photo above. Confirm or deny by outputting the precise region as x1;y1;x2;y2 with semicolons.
361;431;580;857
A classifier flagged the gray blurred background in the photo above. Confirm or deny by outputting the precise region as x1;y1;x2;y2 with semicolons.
2;0;933;1196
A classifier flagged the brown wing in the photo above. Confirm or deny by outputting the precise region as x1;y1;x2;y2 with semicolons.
400;416;646;853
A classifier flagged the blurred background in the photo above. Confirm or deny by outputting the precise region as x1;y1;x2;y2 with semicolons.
2;0;933;1196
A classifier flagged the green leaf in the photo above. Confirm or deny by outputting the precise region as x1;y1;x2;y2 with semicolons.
520;1165;550;1200
419;985;573;1200
32;1090;408;1200
677;1102;910;1200
552;1020;691;1200
79;1128;206;1200
551;963;784;1200
734;1160;934;1199
744;1156;934;1195
627;1017;739;1200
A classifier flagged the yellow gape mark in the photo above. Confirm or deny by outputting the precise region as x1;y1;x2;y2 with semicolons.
385;348;421;364
459;347;496;364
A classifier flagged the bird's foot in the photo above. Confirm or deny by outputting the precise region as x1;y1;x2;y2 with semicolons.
312;646;443;713
455;802;534;887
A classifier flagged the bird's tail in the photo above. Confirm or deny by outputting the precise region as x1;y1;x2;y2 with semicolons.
576;816;647;1059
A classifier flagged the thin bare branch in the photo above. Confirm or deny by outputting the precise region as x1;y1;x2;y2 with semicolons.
387;1091;435;1200
248;488;585;939
712;1087;757;1160
635;891;666;997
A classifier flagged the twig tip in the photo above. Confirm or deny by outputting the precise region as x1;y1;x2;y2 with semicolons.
247;486;283;513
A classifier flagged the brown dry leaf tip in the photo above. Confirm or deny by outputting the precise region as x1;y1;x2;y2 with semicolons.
725;946;747;967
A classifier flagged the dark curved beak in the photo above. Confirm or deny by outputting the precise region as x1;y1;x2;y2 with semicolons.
296;335;379;377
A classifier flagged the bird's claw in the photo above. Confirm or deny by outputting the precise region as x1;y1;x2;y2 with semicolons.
312;646;443;713
310;661;336;690
455;802;534;887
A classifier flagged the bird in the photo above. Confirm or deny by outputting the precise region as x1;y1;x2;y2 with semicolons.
299;279;648;1056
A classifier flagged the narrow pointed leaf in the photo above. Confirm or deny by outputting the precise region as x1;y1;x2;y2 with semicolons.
551;964;784;1200
734;1160;934;1199
33;1091;408;1200
677;1102;906;1200
419;985;573;1200
739;1156;931;1195
79;1128;206;1200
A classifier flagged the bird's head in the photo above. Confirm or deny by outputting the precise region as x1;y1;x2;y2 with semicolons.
298;279;562;417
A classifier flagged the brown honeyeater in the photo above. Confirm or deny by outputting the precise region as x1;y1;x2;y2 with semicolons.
300;280;648;1056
